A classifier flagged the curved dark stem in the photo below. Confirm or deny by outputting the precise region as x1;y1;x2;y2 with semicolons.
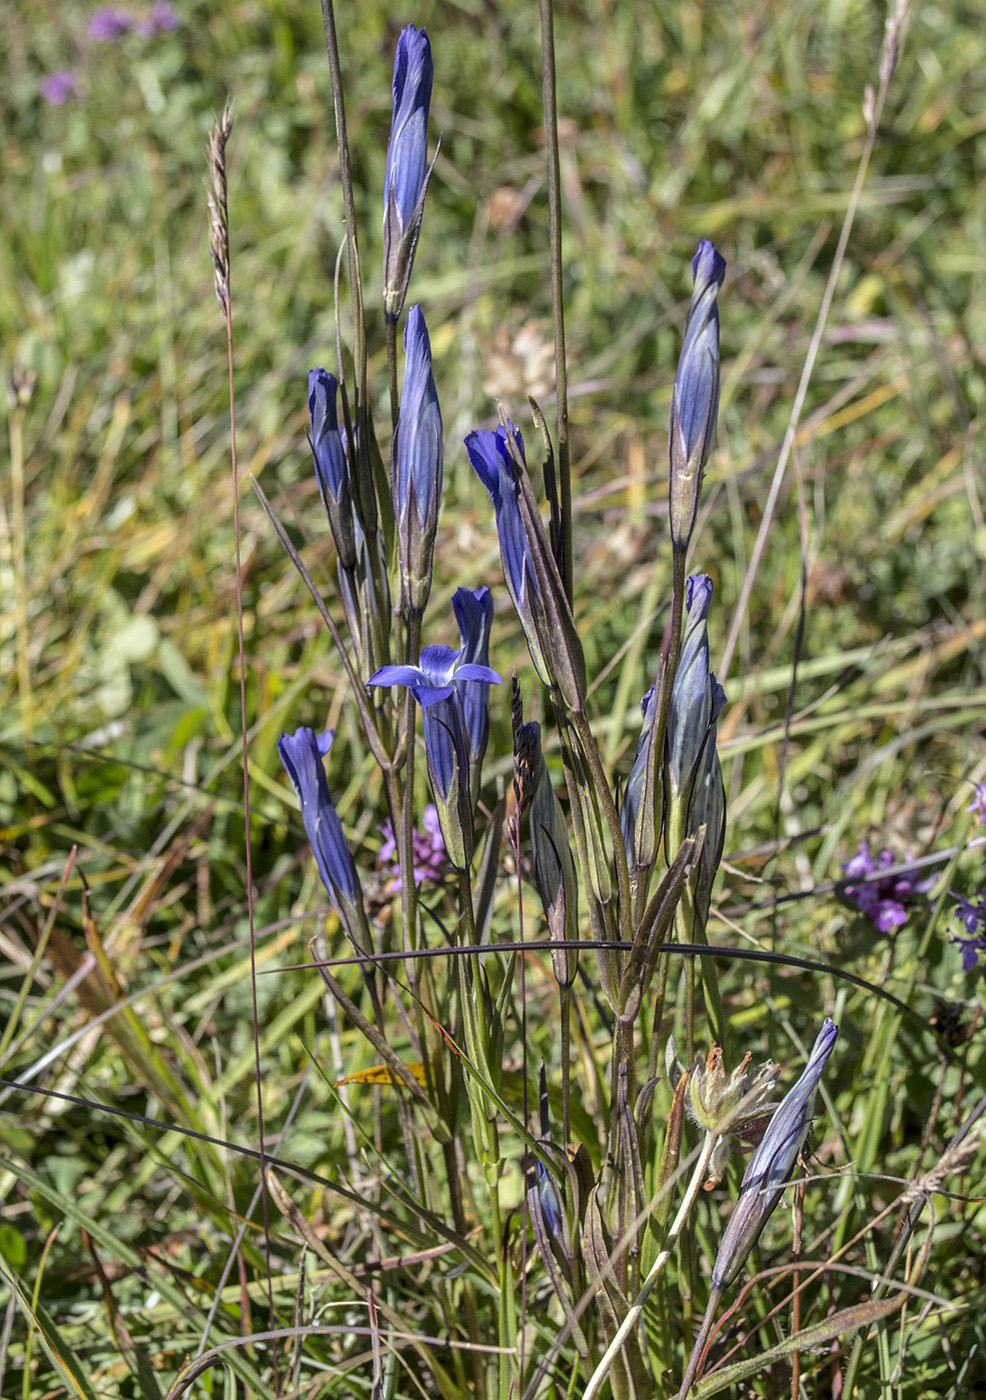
538;0;572;605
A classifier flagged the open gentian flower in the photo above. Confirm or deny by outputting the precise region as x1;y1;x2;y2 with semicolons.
368;643;499;705
393;306;442;614
841;842;935;933
277;727;371;950
669;240;726;551
466;422;585;711
949;890;986;971
309;367;356;571
383;25;433;320
712;1018;838;1289
369;644;501;870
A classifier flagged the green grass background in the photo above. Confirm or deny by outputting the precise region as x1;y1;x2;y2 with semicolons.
2;0;985;1394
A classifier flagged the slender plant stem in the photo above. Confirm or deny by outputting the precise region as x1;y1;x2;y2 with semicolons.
386;315;400;437
214;129;279;1385
569;708;633;948
320;0;366;420
538;0;572;604
718;0;911;679
581;1131;718;1400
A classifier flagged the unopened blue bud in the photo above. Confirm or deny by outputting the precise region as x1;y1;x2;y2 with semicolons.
621;685;661;871
670;240;726;550
713;1019;838;1289
466;422;586;711
277;727;370;947
393;306;443;615
308;368;356;571
383;25;433;320
452;586;494;805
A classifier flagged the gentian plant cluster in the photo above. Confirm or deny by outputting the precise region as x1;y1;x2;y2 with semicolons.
267;19;841;1399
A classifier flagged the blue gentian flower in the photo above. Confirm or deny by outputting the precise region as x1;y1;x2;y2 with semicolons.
368;643;501;870
669;240;726;550
309;368;356;570
712;1018;838;1289
368;643;500;706
383;25;434;320
277;726;371;948
393;307;443;614
466;422;585;710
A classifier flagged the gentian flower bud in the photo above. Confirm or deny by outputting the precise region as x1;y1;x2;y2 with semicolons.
383;25;434;321
621;685;661;872
308;368;356;572
666;574;726;855
516;720;579;989
368;643;502;871
712;1018;838;1289
669;240;726;550
393;306;443;615
466;422;586;712
451;586;494;805
277;727;371;951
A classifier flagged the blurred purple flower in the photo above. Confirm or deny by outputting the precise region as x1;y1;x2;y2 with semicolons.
137;1;179;34
949;890;986;972
40;70;81;105
379;804;447;890
966;783;986;827
841;841;935;933
89;7;133;40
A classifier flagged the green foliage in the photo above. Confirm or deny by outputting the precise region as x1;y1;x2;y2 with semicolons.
2;0;986;1396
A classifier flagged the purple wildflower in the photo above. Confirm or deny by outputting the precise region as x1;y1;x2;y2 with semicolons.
841;841;935;933
137;1;179;34
40;71;81;105
89;7;133;40
949;891;986;972
966;783;986;828
379;804;447;891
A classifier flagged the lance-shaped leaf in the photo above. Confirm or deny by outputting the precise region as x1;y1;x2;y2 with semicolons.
516;720;579;989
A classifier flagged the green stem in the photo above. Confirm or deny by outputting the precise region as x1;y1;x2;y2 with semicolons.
581;1131;718;1400
319;0;365;418
386;314;400;437
538;0;572;604
569;708;633;950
